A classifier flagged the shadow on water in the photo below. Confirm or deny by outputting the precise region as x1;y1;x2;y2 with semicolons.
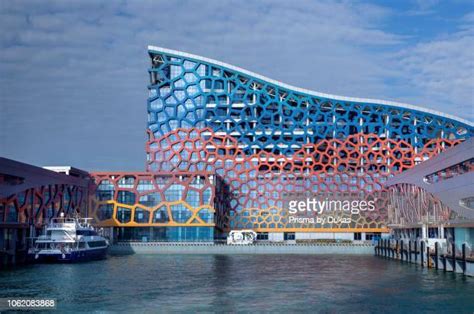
1;254;473;312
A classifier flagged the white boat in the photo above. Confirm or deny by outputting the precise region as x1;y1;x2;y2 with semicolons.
227;230;257;245
28;215;108;262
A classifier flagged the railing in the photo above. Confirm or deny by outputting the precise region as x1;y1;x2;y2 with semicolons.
49;218;92;229
49;222;76;229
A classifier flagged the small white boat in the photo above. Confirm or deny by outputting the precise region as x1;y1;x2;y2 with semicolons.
227;230;257;245
28;215;108;262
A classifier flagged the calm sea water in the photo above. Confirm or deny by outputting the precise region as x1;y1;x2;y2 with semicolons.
1;254;473;313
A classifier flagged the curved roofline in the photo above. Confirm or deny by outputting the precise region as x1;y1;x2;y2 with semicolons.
148;45;473;127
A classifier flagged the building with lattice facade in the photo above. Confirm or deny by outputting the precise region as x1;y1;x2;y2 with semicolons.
87;46;473;242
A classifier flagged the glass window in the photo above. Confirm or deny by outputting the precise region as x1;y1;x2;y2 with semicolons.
460;197;474;210
155;176;170;188
365;233;381;241
171;204;191;223
428;228;439;238
134;209;150;224
202;187;212;204
152;205;169;223
164;184;184;202
170;64;182;79
137;180;154;191
424;158;474;183
139;192;162;207
6;203;17;222
150;98;162;110
198;208;213;223
97;180;114;201
164;227;213;242
116;207;131;223
185;189;200;207
97;204;113;220
118;176;135;188
88;240;107;248
17;191;27;207
117;191;136;205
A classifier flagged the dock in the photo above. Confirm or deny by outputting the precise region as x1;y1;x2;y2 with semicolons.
375;239;474;276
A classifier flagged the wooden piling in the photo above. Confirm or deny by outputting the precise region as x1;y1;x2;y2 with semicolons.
452;242;456;272
415;241;418;263
409;240;412;262
400;240;404;261
420;241;424;267
462;243;466;274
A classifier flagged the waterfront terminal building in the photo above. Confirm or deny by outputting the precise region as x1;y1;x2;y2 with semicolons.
0;158;90;265
1;46;473;249
386;139;474;249
90;46;473;242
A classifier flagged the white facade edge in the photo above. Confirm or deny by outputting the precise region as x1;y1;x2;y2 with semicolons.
148;45;473;127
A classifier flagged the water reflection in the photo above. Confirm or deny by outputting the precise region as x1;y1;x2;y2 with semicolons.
1;255;473;312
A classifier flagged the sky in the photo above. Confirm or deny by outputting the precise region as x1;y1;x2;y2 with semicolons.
0;0;473;171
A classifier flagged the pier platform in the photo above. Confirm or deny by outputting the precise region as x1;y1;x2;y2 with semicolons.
375;239;474;277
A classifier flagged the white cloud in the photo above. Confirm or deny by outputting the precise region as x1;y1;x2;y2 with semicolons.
0;0;472;169
390;13;474;120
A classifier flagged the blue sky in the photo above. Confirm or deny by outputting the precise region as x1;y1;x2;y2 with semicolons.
0;0;473;171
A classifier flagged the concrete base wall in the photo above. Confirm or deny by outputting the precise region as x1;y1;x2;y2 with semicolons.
109;243;374;255
295;232;354;240
268;232;284;242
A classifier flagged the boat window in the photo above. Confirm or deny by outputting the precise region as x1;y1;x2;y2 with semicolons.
78;241;86;249
77;230;95;236
88;240;106;248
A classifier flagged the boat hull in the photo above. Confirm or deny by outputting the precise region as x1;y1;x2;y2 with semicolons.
29;247;108;263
